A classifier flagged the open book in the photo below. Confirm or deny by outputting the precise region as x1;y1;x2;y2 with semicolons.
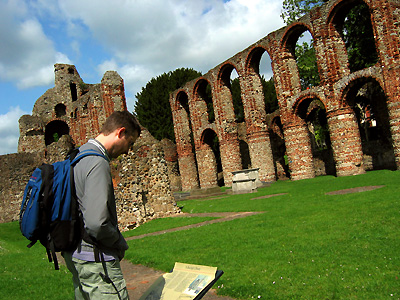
139;262;223;300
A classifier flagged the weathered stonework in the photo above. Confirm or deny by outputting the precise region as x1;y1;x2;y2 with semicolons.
170;0;400;190
1;64;179;229
18;64;127;153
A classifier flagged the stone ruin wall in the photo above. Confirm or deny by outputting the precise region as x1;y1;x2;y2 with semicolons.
1;64;180;229
170;0;400;191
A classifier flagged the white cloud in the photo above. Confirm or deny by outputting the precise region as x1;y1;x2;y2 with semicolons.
0;0;71;89
57;0;284;109
58;0;284;73
0;106;29;155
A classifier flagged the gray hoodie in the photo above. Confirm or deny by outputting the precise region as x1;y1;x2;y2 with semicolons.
72;139;128;261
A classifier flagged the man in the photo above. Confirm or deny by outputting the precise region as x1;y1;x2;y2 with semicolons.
63;110;141;299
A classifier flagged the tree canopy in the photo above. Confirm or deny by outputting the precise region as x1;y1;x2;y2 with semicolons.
134;68;202;141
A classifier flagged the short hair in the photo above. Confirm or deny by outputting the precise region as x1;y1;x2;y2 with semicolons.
101;111;141;137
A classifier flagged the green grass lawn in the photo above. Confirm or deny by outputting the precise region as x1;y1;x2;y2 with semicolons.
125;170;400;299
1;170;399;299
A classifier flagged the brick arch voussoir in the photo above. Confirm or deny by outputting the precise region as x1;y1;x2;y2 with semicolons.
217;62;240;87
326;0;373;26
337;69;385;108
280;22;315;55
244;45;272;76
171;89;188;111
291;89;327;118
192;76;213;100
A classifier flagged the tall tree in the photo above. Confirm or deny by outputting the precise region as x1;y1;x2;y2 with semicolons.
281;0;326;25
134;68;202;141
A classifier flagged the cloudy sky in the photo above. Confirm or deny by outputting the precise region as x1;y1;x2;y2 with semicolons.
0;0;285;155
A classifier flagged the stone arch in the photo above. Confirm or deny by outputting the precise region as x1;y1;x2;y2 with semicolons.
170;89;200;191
280;23;319;91
176;90;190;115
281;23;321;90
297;97;336;176
341;76;396;170
193;78;214;124
197;128;221;188
216;62;239;124
70;82;78;102
268;114;290;180
327;0;378;73
241;45;277;182
44;120;70;146
55;103;66;118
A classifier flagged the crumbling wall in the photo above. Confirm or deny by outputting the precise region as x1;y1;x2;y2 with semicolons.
18;64;127;154
114;128;180;231
2;63;179;227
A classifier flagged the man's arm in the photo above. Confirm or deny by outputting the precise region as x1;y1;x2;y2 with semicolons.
79;158;128;252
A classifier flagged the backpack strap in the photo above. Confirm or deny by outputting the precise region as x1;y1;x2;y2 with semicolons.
71;149;108;165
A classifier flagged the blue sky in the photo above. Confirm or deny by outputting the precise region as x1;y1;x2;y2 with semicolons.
0;0;284;155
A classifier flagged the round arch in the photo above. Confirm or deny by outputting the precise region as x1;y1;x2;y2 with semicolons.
44;120;69;146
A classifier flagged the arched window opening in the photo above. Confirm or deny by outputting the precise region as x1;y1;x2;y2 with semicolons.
70;82;78;102
229;69;245;123
297;98;335;176
295;30;320;90
335;2;378;72
196;80;214;123
45;120;70;146
346;80;396;170
55;103;66;118
259;52;278;114
269;117;290;179
177;91;196;157
202;129;223;186
177;91;190;116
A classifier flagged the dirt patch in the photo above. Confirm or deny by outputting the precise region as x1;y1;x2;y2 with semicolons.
125;212;265;241
251;193;288;200
325;185;385;195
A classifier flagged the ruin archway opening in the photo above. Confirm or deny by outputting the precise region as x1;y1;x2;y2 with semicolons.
297;98;335;176
269;116;290;180
194;79;214;123
176;91;197;176
229;68;245;123
70;82;78;102
201;129;224;187
45;120;70;146
331;1;378;73
55;103;66;118
345;79;396;170
283;25;321;91
295;30;320;90
246;47;278;114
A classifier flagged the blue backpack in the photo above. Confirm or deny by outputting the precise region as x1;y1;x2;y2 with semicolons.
19;149;107;270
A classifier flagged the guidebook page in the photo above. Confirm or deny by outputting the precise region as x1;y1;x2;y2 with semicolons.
139;262;217;300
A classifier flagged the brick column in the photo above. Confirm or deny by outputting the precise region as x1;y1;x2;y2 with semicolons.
170;92;200;191
383;67;400;169
283;120;315;180
240;69;276;182
178;151;199;191
196;145;218;189
327;107;365;176
219;138;242;187
247;130;276;182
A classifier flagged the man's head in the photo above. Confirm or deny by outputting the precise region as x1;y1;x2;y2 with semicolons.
96;111;141;158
